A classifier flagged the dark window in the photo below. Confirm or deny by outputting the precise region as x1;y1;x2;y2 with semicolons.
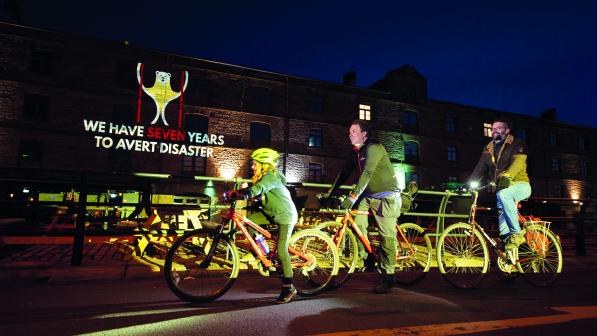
548;132;558;146
578;136;586;150
446;117;456;133
112;104;135;124
447;145;457;162
553;185;564;198
308;163;323;182
245;86;272;114
515;129;528;142
250;122;271;148
183;156;207;175
404;141;419;162
403;111;418;127
187;76;215;107
308;129;323;148
22;93;50;121
28;49;55;76
580;162;590;176
108;150;132;172
308;96;324;114
551;158;560;173
115;59;137;90
186;114;209;133
406;172;419;185
17;139;43;165
448;176;458;182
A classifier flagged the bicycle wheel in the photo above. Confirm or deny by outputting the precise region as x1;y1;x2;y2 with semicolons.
516;223;563;286
315;221;358;290
395;223;432;286
289;229;339;297
436;222;490;289
164;228;240;303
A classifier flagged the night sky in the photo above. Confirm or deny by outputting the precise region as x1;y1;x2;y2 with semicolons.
15;0;597;128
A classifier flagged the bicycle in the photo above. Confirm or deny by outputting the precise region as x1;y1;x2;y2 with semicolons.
436;183;563;288
163;197;340;303
315;186;432;289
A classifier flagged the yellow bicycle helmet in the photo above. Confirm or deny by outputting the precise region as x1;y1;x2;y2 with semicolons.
250;148;280;166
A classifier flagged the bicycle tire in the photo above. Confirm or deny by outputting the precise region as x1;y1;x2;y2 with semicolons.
516;223;563;286
315;221;358;290
164;228;240;303
436;222;490;289
289;229;339;297
395;223;432;286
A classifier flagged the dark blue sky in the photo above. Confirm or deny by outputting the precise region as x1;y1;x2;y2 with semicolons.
18;0;597;127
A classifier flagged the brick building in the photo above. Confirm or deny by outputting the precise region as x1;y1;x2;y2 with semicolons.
0;22;595;202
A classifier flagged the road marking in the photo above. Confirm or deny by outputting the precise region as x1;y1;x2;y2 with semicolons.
312;306;597;336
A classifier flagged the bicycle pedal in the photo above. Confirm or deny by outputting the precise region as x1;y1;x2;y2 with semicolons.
506;250;517;265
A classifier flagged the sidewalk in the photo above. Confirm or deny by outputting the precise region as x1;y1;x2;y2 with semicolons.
1;239;596;283
0;241;163;283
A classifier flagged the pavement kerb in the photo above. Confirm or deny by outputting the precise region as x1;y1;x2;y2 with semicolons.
1;254;596;284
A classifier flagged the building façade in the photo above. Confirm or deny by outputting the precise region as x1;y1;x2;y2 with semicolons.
0;22;595;204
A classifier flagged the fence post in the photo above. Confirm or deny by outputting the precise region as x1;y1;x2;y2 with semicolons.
575;200;588;256
71;172;88;266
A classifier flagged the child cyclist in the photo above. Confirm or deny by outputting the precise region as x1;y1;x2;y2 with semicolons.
223;148;298;304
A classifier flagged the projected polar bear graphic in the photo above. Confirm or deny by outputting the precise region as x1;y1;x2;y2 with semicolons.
137;63;188;126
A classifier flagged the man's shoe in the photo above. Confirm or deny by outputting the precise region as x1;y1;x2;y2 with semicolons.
276;285;297;303
354;257;365;271
510;231;526;246
373;275;395;294
505;242;518;264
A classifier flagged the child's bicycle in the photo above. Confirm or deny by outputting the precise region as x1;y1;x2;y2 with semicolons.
314;189;432;289
436;183;563;288
163;197;340;303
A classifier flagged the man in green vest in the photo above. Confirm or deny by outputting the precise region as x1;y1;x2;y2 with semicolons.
325;120;401;294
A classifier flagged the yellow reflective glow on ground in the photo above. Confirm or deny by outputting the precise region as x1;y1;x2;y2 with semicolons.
312;306;597;336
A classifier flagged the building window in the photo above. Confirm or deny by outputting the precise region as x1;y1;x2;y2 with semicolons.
548;132;558;146
112;104;135;124
578;136;586;150
483;123;492;137
250;122;271;148
447;145;457;162
183;156;207;175
359;104;371;120
580;162;589;176
308;96;324;114
18;139;43;165
446;117;456;133
308;163;323;182
28;49;55;76
553;185;564;198
406;172;419;185
308;129;323;148
404;141;419;162
186;114;209;133
22;93;50;121
245;86;272;114
448;176;458;182
108;150;131;172
187;76;215;107
515;129;528;142
115;59;137;90
403;110;418;128
551;158;560;173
